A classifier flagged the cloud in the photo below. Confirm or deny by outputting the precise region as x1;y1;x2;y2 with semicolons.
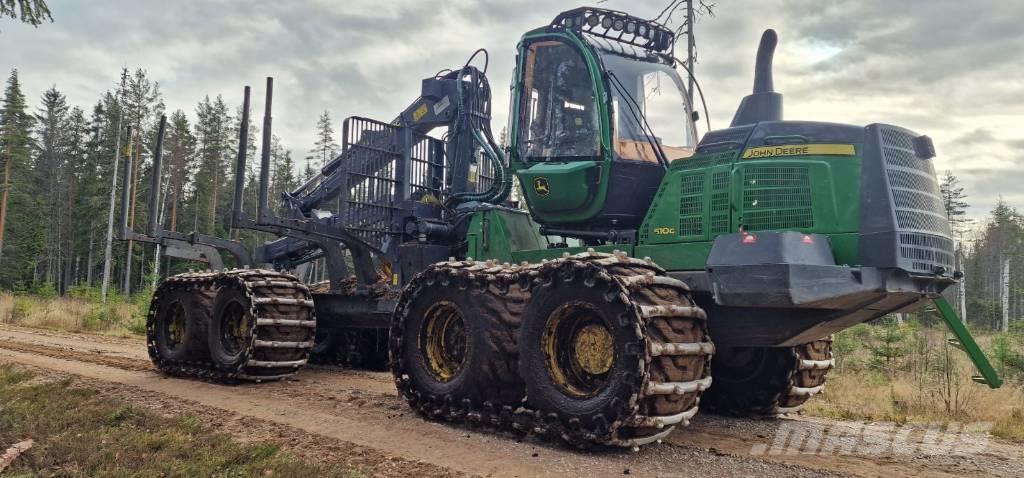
1;0;1021;222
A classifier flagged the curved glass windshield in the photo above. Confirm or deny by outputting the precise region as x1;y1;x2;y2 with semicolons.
600;51;696;163
517;40;601;160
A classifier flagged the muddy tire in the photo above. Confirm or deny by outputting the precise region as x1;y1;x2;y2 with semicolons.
148;270;314;382
208;283;255;369
391;265;525;415
517;253;712;446
518;262;643;439
310;327;343;364
149;285;209;363
702;338;833;416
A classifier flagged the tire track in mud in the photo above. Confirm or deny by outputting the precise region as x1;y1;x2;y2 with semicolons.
1;324;1021;477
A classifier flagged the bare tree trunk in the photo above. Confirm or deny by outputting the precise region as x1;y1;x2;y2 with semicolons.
101;117;124;302
1001;256;1011;333
122;133;135;296
956;244;967;324
0;156;11;259
86;231;95;286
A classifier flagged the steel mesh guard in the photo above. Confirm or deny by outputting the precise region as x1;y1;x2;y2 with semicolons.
877;126;954;273
336;116;496;251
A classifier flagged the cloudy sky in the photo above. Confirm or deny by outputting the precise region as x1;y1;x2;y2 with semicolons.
2;0;1023;221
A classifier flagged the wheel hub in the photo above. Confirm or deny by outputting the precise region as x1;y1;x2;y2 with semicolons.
219;301;250;356
573;323;614;375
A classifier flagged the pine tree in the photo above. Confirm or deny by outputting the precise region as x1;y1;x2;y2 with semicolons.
305;110;337;180
162;109;195;233
193;95;232;235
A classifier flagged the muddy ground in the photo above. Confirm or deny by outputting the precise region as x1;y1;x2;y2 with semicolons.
1;324;1021;477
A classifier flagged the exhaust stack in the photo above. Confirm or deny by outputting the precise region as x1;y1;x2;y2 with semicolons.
730;29;783;127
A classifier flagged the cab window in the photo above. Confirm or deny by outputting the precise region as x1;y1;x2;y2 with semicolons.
517;40;601;160
601;52;696;163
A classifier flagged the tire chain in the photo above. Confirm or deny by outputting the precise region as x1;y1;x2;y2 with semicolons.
390;250;713;449
773;337;834;415
147;269;316;383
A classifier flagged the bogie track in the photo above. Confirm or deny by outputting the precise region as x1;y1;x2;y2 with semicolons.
147;269;316;382
390;250;713;448
701;338;834;416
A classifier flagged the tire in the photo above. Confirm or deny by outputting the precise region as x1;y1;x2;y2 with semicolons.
392;265;525;413
310;327;343;364
702;339;833;416
518;260;645;436
150;286;209;363
207;283;255;369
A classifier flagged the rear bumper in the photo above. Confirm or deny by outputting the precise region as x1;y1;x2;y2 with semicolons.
672;264;954;347
671;266;950;348
669;230;956;346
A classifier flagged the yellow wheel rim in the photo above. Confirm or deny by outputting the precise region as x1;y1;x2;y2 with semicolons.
420;301;467;382
542;301;616;398
165;301;187;350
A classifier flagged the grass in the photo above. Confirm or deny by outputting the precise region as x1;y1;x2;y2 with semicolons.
806;321;1024;442
0;288;147;336
0;363;359;477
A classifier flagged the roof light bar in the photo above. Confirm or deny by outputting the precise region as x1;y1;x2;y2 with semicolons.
551;7;676;55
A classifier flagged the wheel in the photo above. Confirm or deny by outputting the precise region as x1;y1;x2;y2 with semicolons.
702;338;833;416
310;327;343;364
518;261;643;440
391;265;525;416
207;283;256;369
517;256;711;445
149;286;209;363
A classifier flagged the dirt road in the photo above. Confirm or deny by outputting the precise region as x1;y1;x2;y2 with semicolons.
1;324;1021;477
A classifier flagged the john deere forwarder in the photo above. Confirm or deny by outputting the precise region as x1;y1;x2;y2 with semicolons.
125;6;1000;448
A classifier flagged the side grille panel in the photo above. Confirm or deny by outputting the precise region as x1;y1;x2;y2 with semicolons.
877;125;953;273
678;173;705;238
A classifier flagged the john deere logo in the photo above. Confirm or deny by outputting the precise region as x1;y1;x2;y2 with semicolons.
533;177;551;196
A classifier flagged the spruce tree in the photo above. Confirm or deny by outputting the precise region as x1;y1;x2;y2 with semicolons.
0;0;52;27
32;86;70;287
305;110;337;180
939;170;972;238
0;69;41;288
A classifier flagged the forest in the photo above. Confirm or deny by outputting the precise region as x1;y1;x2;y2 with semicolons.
0;68;340;300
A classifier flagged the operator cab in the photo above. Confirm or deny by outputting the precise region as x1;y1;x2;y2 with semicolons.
512;8;698;234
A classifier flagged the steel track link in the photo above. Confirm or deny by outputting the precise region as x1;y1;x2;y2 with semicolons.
390;250;713;449
147;269;316;383
773;337;834;415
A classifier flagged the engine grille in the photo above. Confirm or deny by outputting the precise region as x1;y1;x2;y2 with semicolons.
742;166;814;231
878;126;953;273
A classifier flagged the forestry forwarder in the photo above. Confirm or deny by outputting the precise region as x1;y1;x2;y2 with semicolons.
123;6;1001;449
